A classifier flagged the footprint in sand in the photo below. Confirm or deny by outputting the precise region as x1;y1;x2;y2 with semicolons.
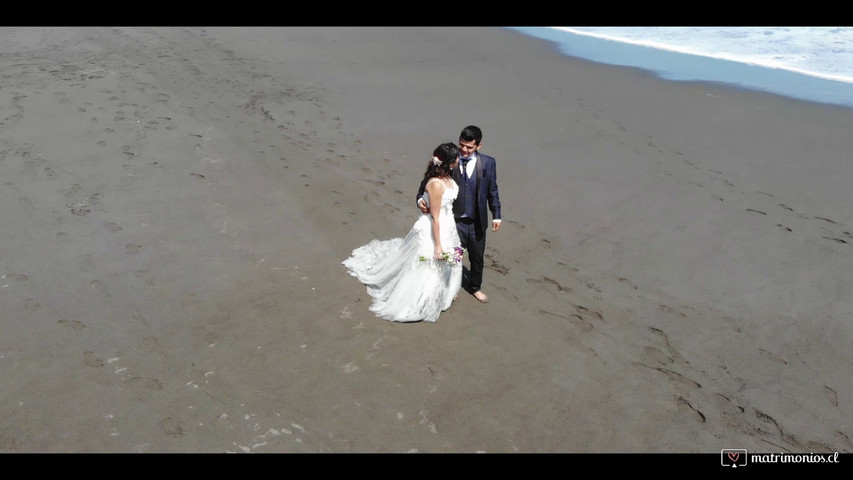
202;332;218;345
59;183;82;197
676;396;706;423
754;409;783;436
104;221;122;232
658;304;687;318
527;276;571;292
58;319;86;331
83;351;104;367
159;417;183;438
66;201;91;216
23;298;40;311
484;253;509;275
641;346;674;365
3;273;29;283
131;308;151;328
618;277;638;290
824;386;838;407
134;270;156;286
139;336;163;352
128;377;163;390
78;253;95;271
90;279;110;297
538;309;594;332
126;244;142;254
574;304;604;321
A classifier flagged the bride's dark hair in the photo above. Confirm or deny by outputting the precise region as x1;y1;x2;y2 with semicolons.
423;142;458;180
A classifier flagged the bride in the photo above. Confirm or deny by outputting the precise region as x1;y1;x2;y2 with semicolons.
342;143;462;323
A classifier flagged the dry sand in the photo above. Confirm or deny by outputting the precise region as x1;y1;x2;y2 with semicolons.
1;27;851;453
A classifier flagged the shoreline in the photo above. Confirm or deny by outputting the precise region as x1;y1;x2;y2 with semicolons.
513;27;853;110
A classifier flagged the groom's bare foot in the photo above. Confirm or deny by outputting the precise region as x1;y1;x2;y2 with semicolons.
473;291;488;303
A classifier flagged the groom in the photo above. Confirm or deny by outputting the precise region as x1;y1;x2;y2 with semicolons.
417;125;502;303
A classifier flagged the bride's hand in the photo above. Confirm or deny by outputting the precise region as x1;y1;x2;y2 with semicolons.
433;245;444;260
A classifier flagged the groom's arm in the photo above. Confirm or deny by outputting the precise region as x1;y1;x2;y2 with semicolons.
416;176;429;212
487;158;502;231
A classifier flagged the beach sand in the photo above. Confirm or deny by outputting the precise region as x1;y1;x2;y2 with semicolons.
1;27;851;453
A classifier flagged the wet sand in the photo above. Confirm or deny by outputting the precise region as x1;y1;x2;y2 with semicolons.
0;27;851;453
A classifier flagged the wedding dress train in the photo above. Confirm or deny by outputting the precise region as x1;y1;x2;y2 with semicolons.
343;179;462;322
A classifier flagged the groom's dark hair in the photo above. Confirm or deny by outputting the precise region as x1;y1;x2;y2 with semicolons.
460;125;482;145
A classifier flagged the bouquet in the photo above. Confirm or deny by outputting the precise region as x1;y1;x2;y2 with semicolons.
420;246;464;263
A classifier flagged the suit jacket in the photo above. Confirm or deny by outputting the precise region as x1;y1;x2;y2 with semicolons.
416;153;501;232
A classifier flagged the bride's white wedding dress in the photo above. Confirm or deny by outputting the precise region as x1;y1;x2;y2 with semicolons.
343;178;462;323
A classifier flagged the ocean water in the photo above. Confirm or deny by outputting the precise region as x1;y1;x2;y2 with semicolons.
508;27;853;109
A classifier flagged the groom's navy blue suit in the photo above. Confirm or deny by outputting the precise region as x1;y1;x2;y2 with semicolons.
417;152;501;294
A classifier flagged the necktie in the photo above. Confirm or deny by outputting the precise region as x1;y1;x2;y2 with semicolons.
461;157;470;182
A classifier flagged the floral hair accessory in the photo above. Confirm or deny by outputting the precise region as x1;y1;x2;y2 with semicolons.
432;156;441;166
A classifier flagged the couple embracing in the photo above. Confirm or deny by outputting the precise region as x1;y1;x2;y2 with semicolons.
343;125;502;323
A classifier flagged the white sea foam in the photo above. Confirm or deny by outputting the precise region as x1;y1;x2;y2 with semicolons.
553;27;853;84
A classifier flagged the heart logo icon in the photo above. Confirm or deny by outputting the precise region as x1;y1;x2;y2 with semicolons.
728;452;739;462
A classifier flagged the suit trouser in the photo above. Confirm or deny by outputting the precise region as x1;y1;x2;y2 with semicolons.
456;218;486;293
